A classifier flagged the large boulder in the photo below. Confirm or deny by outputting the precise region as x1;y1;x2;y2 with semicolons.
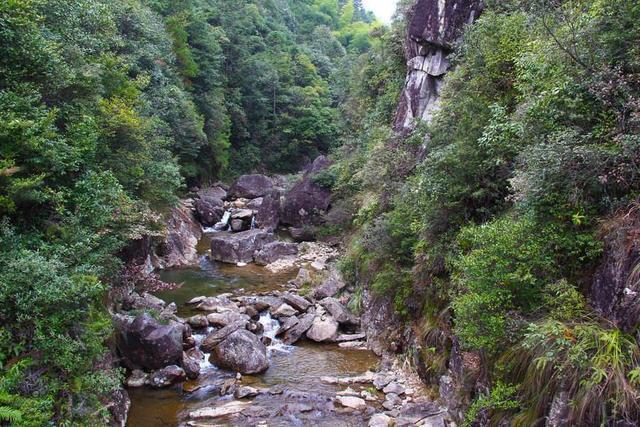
210;229;276;264
195;198;224;227
319;297;359;326
209;329;269;374
229;174;274;199
283;313;315;344
256;190;282;231
152;201;203;269
116;313;184;371
201;320;250;352
254;241;299;266
198;186;227;201
306;313;339;343
281;156;333;227
314;270;347;299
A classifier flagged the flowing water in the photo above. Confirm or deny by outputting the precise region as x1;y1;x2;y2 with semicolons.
126;234;380;426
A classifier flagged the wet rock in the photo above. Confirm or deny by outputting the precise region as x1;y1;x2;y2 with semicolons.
196;296;239;313
244;305;259;320
305;314;339;342
195;198;224;227
319;297;359;326
234;386;260;399
369;413;393;427
182;352;201;380
336;395;367;410
260;336;272;347
276;316;299;336
272;303;298;318
282;292;312;312
232;208;254;220
231;218;246;232
126;370;148;388
116;313;184;371
209;329;269;374
246;321;264;335
210;229;276;264
282;313;315;344
201;320;249;352
254;242;299;266
187;315;209;329
206;311;250;327
256;190;282;231
314;270;347;299
220;377;238;396
149;365;186;388
189;401;251;420
282;156;332;227
229;174;274;199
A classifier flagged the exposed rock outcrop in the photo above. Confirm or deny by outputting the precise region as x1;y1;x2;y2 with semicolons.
210;229;276;264
591;204;640;331
229;174;274;199
152;200;203;269
281;156;332;227
395;0;483;131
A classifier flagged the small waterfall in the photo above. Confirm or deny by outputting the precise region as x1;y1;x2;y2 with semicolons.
212;210;232;231
259;312;292;355
250;215;257;229
193;328;215;371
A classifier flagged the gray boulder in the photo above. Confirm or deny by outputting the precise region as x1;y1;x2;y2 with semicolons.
209;329;269;374
281;156;332;227
200;320;249;352
149;365;186;388
116;313;184;371
320;297;359;326
256;190;282;231
195;198;224;227
306;314;339;342
282;292;312;312
210;229;276;264
254;242;299;266
283;313;315;344
229;175;274;199
314;271;347;299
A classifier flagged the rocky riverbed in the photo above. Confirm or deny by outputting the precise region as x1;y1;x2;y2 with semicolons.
116;169;450;426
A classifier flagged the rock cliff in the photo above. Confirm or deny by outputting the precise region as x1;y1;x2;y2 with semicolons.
395;0;483;131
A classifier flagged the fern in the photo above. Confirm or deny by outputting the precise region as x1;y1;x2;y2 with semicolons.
0;405;22;423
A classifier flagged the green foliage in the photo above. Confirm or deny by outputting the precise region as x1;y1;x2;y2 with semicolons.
463;382;520;427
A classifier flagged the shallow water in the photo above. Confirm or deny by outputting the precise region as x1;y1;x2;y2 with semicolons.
127;237;379;426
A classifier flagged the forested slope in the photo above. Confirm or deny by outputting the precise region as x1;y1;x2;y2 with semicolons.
0;1;380;424
326;0;640;425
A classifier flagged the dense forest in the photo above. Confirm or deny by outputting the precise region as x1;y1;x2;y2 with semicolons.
1;0;640;425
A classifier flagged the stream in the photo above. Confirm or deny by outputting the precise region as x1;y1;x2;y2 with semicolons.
126;234;381;426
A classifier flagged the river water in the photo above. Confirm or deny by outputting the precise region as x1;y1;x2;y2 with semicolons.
126;237;380;426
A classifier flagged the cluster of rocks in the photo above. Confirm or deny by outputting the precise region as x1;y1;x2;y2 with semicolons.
323;370;448;427
194;155;333;237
